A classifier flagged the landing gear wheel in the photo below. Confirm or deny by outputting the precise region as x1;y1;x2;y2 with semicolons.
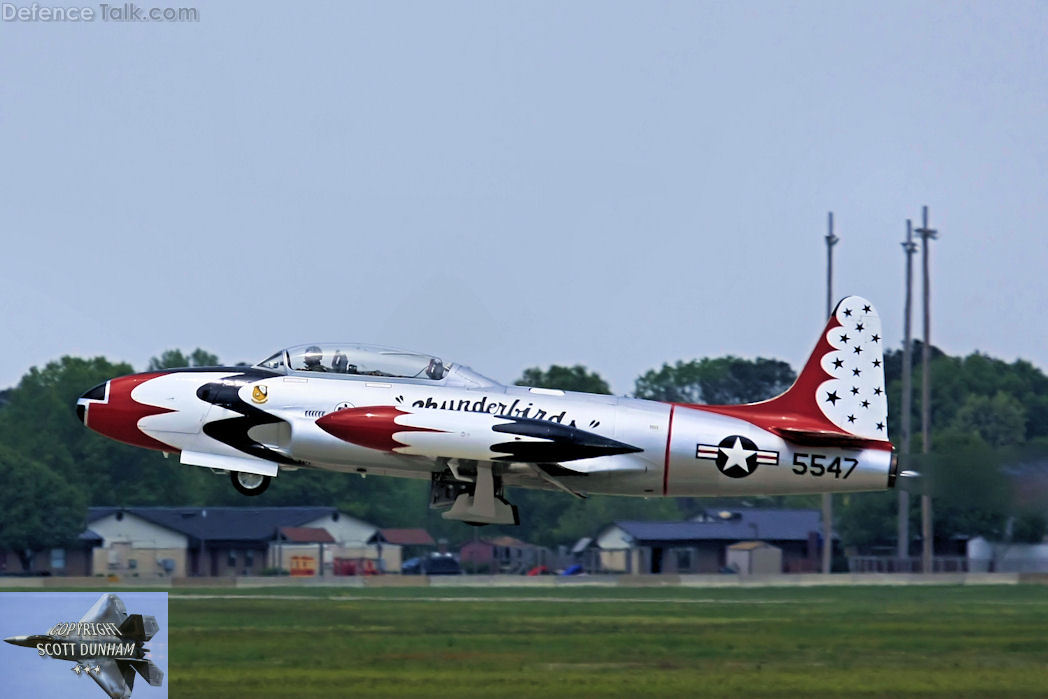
231;471;271;496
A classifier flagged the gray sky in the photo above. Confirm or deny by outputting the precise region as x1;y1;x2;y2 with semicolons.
2;1;1046;394
0;591;168;697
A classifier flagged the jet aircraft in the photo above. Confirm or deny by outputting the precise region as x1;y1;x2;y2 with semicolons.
4;593;164;698
77;296;896;525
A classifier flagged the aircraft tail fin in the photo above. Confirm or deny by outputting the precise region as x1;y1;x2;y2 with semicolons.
117;614;158;642
769;295;889;442
699;296;891;447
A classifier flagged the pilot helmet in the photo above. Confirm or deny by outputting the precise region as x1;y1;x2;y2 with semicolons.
304;345;323;367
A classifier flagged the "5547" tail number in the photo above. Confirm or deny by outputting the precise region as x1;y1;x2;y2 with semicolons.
792;453;858;479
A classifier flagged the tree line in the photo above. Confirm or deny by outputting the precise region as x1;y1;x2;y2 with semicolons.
0;345;1045;569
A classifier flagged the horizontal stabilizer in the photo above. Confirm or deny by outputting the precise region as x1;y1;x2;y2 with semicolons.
128;659;164;687
772;427;883;449
117;614;158;642
88;658;134;699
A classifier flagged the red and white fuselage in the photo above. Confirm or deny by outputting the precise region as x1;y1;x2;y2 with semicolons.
77;296;896;522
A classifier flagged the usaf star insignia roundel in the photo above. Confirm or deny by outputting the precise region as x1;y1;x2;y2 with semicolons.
696;435;778;479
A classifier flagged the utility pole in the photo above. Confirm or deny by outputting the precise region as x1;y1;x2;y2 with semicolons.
898;220;917;564
822;211;838;575
915;206;938;573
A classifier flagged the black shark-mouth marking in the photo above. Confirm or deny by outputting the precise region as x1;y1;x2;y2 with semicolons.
490;416;642;463
195;371;301;466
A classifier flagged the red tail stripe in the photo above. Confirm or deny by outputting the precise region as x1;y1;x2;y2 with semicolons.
668;309;892;451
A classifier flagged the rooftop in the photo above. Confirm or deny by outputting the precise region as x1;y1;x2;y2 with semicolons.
87;507;366;543
609;508;823;544
278;527;336;543
371;528;436;546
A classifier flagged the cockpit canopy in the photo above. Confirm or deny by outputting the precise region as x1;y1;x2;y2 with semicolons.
257;344;448;380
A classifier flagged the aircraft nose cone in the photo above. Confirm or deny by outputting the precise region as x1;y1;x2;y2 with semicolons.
76;381;107;424
75;373;177;452
4;635;32;647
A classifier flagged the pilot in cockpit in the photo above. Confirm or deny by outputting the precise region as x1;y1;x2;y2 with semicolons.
426;358;446;380
331;349;348;373
303;346;328;372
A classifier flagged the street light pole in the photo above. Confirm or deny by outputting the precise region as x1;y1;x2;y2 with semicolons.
898;220;917;563
915;206;938;573
823;211;839;575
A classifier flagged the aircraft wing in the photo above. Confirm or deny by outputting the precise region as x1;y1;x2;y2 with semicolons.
85;658;135;699
80;594;129;625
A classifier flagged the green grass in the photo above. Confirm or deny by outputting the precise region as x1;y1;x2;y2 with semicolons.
170;585;1048;697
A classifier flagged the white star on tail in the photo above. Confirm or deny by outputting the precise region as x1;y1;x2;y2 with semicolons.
721;436;756;473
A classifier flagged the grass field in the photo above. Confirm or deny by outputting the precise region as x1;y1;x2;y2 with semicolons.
168;585;1048;697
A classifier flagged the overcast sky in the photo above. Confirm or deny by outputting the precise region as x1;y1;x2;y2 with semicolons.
0;591;168;697
1;1;1045;394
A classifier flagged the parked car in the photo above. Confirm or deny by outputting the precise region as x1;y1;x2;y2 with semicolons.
401;553;462;575
423;553;462;575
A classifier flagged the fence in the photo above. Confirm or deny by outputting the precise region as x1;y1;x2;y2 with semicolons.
848;556;968;573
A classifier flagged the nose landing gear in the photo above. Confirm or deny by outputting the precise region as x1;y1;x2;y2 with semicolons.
231;471;271;496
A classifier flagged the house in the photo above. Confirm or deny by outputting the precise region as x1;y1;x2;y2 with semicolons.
583;508;823;574
0;530;101;577
368;528;436;566
968;536;1048;573
726;541;783;575
460;536;552;574
85;507;389;577
274;527;336;577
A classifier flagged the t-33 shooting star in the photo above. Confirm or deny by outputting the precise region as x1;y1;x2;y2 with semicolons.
77;296;896;525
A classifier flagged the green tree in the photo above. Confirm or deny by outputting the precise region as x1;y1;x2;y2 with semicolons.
0;356;225;507
634;356;795;404
0;445;86;570
148;348;220;371
836;490;900;552
254;469;431;529
951;391;1026;448
515;365;612;394
544;495;682;546
920;431;1012;542
886;351;1048;447
1010;513;1047;544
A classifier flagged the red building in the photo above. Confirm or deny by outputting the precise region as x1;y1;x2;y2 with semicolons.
460;536;551;574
